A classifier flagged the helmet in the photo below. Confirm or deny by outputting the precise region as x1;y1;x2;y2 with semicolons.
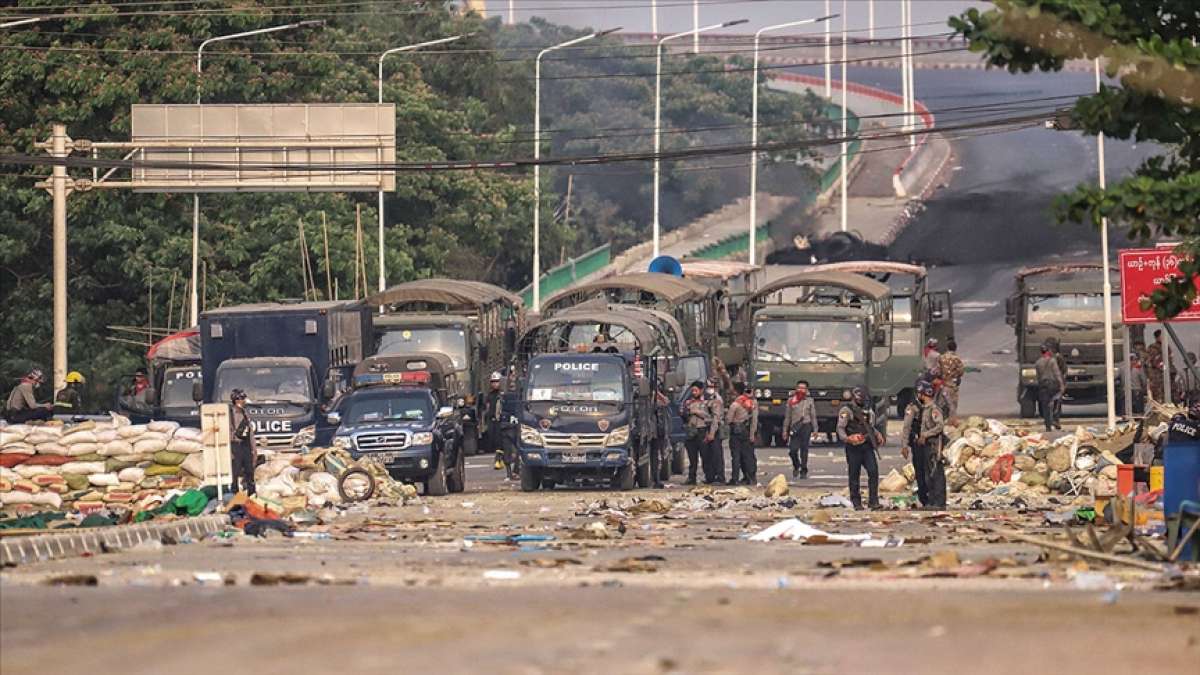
27;368;44;381
230;388;248;403
916;380;934;397
489;371;503;382
64;371;85;384
850;386;866;403
926;338;939;347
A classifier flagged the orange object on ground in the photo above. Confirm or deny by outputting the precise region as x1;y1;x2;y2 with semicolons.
1117;464;1135;496
989;455;1015;483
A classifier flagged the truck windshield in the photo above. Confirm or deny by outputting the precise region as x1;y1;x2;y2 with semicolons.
160;368;200;407
1028;294;1119;324
527;360;626;403
377;327;468;369
216;366;312;404
755;320;864;364
892;296;913;323
342;391;432;424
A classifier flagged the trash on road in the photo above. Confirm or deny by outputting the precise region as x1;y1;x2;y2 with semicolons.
749;518;872;543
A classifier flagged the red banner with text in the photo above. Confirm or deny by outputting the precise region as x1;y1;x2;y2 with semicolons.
1118;247;1200;324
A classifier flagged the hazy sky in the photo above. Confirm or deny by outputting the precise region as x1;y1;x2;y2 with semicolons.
484;1;989;38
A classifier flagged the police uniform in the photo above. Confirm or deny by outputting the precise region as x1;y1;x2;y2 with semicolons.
783;393;816;477
682;393;718;484
1035;352;1065;431
703;388;726;484
726;392;759;485
836;399;881;509
901;399;947;508
229;404;257;495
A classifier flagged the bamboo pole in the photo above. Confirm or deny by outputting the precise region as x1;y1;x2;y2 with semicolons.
166;269;178;331
321;211;333;301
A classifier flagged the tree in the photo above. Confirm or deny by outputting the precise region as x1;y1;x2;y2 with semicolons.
951;1;1200;318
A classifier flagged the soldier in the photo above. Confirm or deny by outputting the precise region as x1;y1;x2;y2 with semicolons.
1035;343;1066;431
704;378;726;484
484;372;506;472
901;380;947;509
1130;352;1148;414
836;387;885;510
782;380;816;479
725;382;759;486
681;381;717;485
937;339;965;420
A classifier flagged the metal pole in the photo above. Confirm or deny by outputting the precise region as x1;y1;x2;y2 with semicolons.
868;0;874;40
1163;327;1172;404
692;0;699;54
508;0;515;25
1123;324;1133;417
823;0;832;97
906;0;916;150
651;0;658;37
377;35;466;294
51;124;69;392
1095;58;1116;428
839;2;848;233
749;16;829;267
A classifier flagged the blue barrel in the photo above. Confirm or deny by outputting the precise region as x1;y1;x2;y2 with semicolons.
1164;439;1200;559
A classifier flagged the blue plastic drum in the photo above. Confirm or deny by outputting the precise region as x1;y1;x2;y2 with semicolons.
1164;439;1200;559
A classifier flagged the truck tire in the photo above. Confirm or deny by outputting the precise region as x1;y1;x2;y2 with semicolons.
337;468;375;502
447;447;466;494
519;463;541;492
613;463;635;491
671;442;686;475
1019;389;1037;418
541;477;557;490
425;451;448;496
635;452;652;488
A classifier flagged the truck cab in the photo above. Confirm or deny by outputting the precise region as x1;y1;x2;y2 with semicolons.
1006;264;1123;417
327;354;466;496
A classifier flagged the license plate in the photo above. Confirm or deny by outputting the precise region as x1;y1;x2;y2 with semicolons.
561;453;588;463
370;451;403;463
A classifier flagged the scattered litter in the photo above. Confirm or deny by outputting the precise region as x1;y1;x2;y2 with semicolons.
764;474;789;498
860;536;905;548
41;574;98;586
482;569;522;580
749;518;871;543
818;494;855;509
594;555;664;573
520;557;583;568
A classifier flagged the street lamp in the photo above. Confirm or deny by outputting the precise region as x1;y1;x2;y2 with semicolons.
378;35;467;293
653;19;747;258
533;28;620;310
193;20;323;325
749;14;834;265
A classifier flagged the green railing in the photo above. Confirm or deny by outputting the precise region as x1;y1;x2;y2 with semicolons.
518;243;611;308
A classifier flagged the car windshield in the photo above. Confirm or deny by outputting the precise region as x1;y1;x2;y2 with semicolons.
160;368;200;407
216;365;311;404
1028;294;1119;324
527;359;626;403
376;327;468;369
342;391;432;424
755;320;864;364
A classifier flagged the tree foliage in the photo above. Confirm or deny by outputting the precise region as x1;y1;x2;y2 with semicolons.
950;0;1200;318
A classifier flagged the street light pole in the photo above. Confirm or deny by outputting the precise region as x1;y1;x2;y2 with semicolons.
534;28;619;310
823;0;832;97
839;1;849;233
194;20;322;324
378;35;466;293
749;15;833;265
1096;57;1117;429
655;20;747;259
692;0;699;54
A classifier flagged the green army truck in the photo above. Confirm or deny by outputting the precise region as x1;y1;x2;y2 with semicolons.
741;271;895;444
1005;264;1123;417
801;262;955;415
367;280;525;455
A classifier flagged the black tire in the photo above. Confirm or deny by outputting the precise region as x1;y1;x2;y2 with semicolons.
541;477;556;490
671;442;686;475
635;450;652;488
613;463;635;491
519;462;541;492
337;467;376;502
425;451;448;496
1019;389;1037;418
447;446;466;494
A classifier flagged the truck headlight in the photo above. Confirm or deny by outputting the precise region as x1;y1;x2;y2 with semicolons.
763;389;772;399
292;425;315;448
605;425;630;447
520;425;544;447
1020;368;1036;380
333;436;353;451
411;431;434;446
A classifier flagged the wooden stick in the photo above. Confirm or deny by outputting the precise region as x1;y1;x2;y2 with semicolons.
166;269;177;331
1169;518;1200;562
997;529;1165;572
321;211;333;301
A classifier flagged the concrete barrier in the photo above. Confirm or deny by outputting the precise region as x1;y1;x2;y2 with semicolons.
0;514;231;566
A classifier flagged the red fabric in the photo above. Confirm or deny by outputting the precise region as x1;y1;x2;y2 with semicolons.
133;378;149;394
989;454;1016;483
736;394;754;409
787;391;807;405
0;454;32;468
22;454;72;466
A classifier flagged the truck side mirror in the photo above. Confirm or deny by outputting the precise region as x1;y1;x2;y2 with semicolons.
192;381;203;402
326;412;342;425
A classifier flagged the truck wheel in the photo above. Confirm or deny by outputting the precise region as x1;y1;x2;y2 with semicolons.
671;442;686;475
635;452;652;488
447;447;466;494
613;463;635;491
337;468;375;502
1019;389;1037;418
425;451;448;496
519;463;541;492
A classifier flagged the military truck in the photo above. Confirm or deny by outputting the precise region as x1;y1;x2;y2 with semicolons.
1005;264;1123;417
367;279;525;456
739;271;895;444
800;262;955;415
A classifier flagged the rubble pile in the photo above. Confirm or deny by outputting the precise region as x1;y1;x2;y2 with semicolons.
252;447;418;514
880;415;1157;500
0;416;208;518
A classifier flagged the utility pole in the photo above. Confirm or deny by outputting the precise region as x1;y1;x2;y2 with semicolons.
868;0;874;40
692;0;699;54
1096;57;1117;428
823;0;832;98
48;124;71;392
839;2;848;233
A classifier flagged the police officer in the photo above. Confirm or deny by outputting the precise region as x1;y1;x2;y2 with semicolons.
725;382;759;486
836;387;884;510
901;380;947;509
681;381;717;485
228;389;257;495
704;378;726;484
54;371;86;413
1035;342;1066;431
484;371;507;472
782;380;816;479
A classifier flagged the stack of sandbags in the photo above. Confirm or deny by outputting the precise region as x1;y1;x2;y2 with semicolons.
0;415;208;518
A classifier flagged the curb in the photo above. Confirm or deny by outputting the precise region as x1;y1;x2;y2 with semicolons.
0;514;231;566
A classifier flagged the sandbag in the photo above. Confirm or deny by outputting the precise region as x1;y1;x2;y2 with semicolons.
12;478;39;493
879;469;910;492
32;474;66;488
0;491;35;505
118;424;149;439
0;454;31;468
0;477;11;491
112;453;150;463
173;427;202;442
144;464;181;477
13;464;58;478
23;454;72;467
60;430;98;445
100;440;135;456
147;420;180;435
133;437;169;454
1;443;36;455
0;427;31;445
25;429;62;445
94;429;119;444
65;442;101;457
117;467;146;484
62;473;90;491
109;412;131;428
88;473;120;487
59;461;106;475
152;450;187;466
104;459;138;473
104;491;134;503
166;439;203;455
180;454;204;478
